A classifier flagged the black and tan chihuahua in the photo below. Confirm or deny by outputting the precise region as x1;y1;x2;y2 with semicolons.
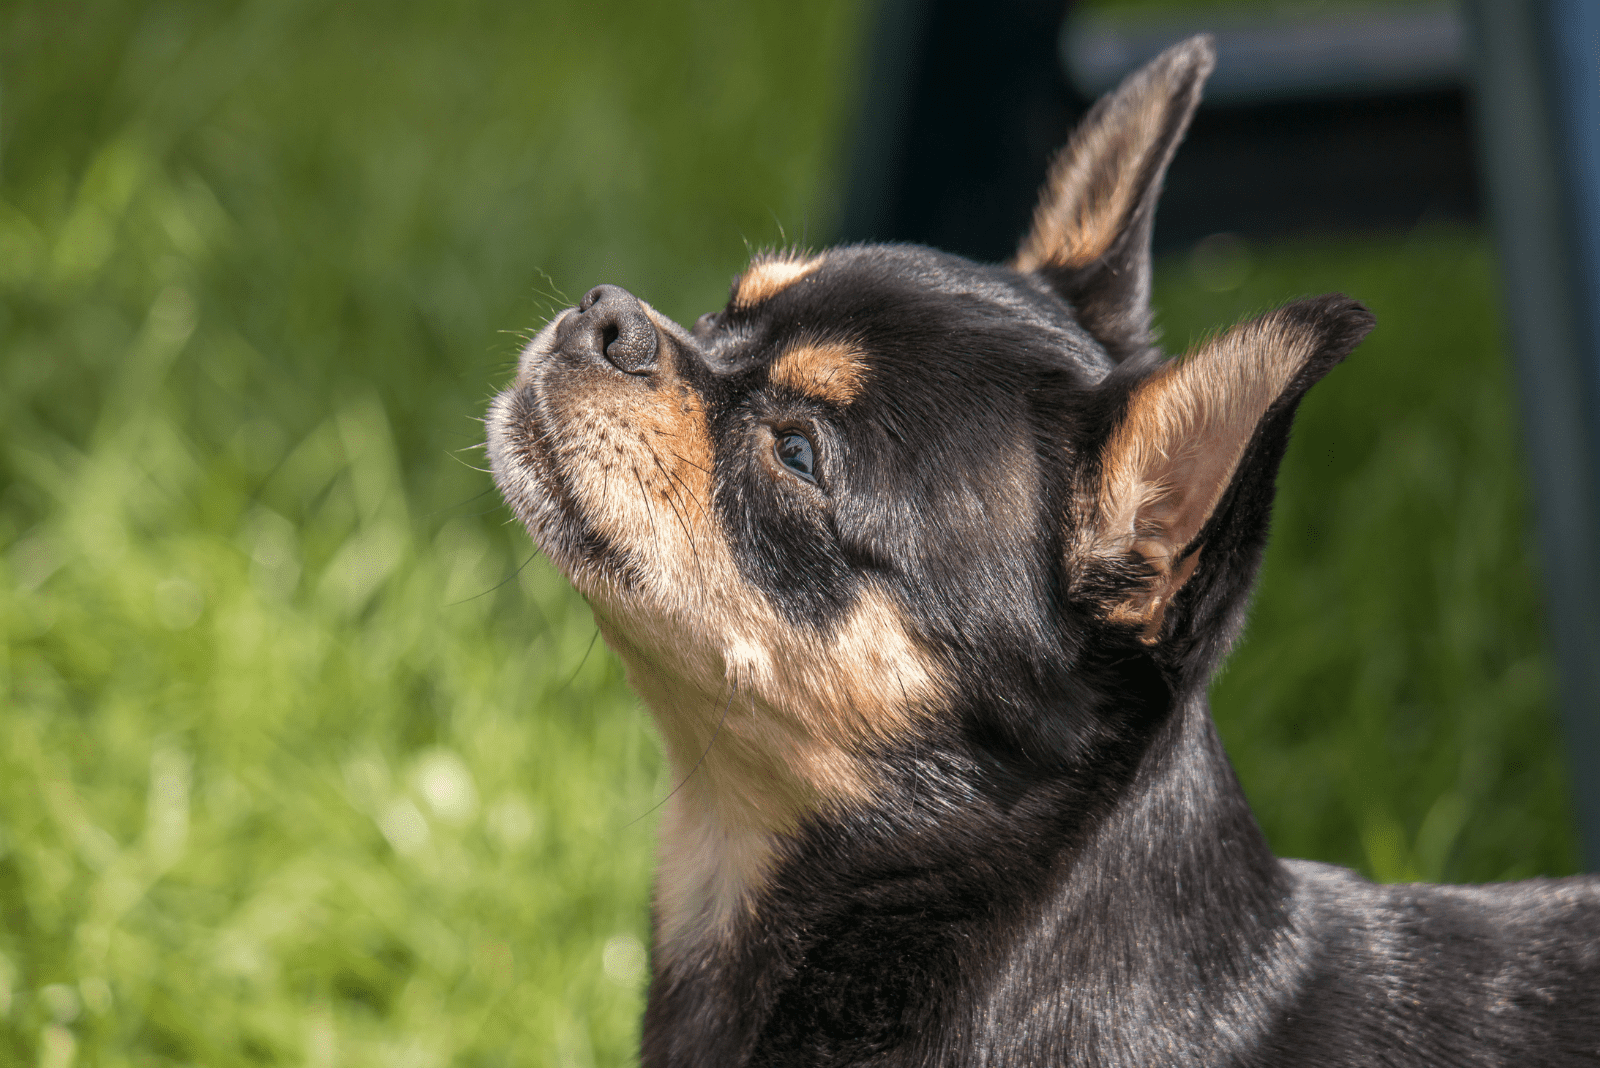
488;36;1600;1068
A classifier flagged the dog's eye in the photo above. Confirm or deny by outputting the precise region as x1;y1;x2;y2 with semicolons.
775;432;817;484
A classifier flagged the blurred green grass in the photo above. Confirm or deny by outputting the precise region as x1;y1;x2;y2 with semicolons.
2;2;862;1064
0;1;1578;1065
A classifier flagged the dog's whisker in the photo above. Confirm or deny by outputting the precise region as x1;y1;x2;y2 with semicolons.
553;627;601;695
624;679;737;830
648;453;708;592
445;549;537;607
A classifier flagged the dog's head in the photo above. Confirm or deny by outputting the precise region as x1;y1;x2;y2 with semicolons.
487;35;1372;951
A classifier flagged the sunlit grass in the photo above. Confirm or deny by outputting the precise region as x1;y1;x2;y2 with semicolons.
1;2;861;1063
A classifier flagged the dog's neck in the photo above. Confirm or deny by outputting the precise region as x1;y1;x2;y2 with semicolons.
641;685;1300;1067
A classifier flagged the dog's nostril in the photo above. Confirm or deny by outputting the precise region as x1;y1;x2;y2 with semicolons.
568;284;658;375
602;316;655;374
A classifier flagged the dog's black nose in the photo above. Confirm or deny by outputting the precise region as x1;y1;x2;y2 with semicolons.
559;284;658;375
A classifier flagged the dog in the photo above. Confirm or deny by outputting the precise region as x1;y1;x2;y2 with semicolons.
487;35;1600;1067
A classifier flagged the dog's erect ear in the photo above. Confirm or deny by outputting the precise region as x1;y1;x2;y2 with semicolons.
1076;296;1375;644
1013;35;1214;363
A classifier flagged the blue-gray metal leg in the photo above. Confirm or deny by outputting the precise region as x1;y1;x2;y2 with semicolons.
1461;0;1600;870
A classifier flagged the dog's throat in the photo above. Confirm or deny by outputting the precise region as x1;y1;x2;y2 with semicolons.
640;694;1298;1065
590;611;838;959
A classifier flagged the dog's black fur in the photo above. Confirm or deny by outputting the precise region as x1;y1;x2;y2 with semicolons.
488;36;1600;1067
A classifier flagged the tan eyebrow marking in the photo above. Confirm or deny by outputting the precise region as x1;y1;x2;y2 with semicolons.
732;253;823;308
767;341;867;406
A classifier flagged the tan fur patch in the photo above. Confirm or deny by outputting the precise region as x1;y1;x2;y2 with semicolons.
1014;117;1158;271
1085;312;1315;636
1012;42;1212;273
509;314;944;962
608;584;942;955
732;253;823;308
768;342;867;405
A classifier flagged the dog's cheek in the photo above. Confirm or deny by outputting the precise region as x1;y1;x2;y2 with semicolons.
728;487;857;628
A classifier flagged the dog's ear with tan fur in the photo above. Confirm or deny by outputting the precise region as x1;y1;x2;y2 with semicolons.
1073;296;1375;653
1014;35;1215;364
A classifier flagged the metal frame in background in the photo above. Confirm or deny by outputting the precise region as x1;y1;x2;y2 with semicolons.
838;1;1479;259
1463;0;1600;870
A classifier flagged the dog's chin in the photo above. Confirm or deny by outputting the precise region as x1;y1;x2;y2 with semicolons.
485;330;620;597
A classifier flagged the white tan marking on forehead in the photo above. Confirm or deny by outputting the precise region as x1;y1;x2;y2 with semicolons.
768;341;868;406
732;253;823;308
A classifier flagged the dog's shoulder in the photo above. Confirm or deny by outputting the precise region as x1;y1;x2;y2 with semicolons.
1288;856;1600;937
1276;859;1600;1064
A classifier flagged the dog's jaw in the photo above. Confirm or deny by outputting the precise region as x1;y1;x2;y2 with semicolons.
485;315;610;593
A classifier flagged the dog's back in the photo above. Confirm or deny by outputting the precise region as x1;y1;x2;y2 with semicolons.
1271;864;1600;1063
